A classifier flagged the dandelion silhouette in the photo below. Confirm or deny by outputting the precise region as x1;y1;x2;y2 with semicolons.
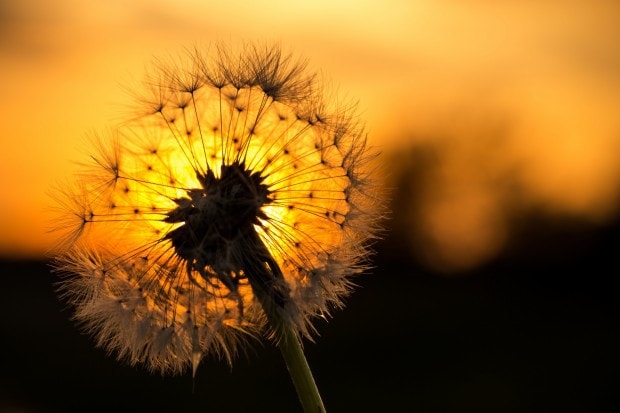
51;44;381;411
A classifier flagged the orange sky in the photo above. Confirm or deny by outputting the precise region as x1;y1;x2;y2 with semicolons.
1;1;619;270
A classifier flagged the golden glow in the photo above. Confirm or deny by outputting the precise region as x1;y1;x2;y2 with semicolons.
2;0;619;274
56;59;355;312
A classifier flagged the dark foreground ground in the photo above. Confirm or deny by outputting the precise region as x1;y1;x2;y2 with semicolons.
1;212;619;413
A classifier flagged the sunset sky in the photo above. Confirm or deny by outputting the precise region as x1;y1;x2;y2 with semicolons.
1;0;619;271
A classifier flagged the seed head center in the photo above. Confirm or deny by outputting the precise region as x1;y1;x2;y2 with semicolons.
165;161;271;272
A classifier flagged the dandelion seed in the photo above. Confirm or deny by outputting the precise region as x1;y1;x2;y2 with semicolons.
51;44;382;406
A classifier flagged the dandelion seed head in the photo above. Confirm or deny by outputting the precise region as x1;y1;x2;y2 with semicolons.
51;43;382;375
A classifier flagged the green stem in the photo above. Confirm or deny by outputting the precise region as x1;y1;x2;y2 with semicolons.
244;232;326;412
278;322;327;413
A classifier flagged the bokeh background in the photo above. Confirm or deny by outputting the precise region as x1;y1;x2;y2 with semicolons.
1;1;619;412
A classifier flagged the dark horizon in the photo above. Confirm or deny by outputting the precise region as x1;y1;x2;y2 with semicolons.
1;204;618;412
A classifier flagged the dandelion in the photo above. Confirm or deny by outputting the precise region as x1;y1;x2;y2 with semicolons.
51;43;382;411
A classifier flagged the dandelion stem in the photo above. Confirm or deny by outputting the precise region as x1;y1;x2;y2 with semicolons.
277;319;326;413
246;233;327;412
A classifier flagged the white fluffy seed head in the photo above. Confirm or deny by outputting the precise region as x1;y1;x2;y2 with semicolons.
51;43;384;375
